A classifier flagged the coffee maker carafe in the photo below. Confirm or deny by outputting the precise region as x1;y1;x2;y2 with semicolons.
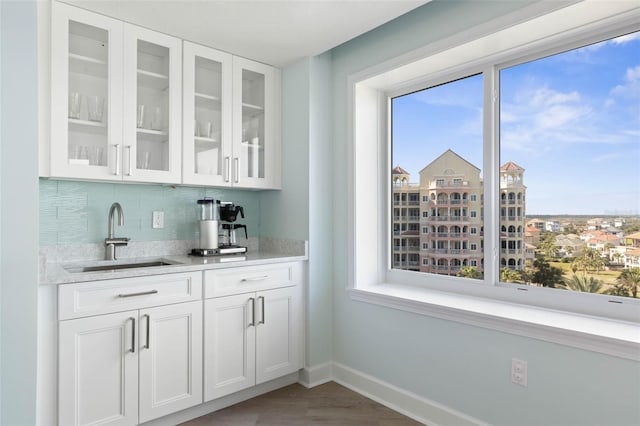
219;202;248;254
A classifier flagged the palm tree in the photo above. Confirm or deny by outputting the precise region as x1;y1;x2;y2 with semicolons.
616;268;640;298
500;267;522;283
458;266;483;279
559;275;604;294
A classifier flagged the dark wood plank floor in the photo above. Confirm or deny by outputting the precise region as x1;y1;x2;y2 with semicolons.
180;382;424;426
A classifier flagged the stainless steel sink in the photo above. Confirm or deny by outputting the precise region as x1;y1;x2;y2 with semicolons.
64;259;181;274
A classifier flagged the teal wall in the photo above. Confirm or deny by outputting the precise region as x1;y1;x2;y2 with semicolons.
323;1;640;425
1;1;39;424
39;179;262;245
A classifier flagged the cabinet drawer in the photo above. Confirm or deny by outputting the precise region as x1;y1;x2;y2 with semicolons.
58;272;202;320
204;262;302;298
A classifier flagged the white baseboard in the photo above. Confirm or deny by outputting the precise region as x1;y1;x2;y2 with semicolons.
329;362;487;426
298;361;333;388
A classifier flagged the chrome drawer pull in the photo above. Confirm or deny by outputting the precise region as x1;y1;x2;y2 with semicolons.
143;314;150;349
258;296;265;325
118;289;158;298
129;317;136;353
241;275;269;282
248;297;255;327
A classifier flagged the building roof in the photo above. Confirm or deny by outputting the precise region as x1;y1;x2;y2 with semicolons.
392;166;410;175
500;161;525;171
419;149;480;175
626;231;640;240
525;226;541;233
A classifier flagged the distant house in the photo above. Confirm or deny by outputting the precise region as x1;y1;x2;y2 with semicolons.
526;219;545;231
524;226;541;246
624;231;640;248
624;248;640;269
586;234;622;256
545;221;561;232
554;234;585;257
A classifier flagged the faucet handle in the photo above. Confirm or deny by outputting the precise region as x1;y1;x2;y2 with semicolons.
105;237;130;246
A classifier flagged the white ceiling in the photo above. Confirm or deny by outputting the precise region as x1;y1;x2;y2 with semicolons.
64;0;431;67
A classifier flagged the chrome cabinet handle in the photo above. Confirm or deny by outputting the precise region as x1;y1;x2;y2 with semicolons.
241;275;269;282
113;144;120;175
129;317;136;353
118;289;158;298
225;157;231;182
258;296;265;325
248;297;255;327
143;314;150;349
125;146;132;176
234;157;239;183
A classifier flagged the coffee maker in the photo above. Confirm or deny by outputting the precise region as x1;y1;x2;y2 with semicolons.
191;199;247;256
218;202;248;254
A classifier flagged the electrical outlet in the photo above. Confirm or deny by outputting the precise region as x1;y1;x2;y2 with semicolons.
152;211;164;229
511;358;528;387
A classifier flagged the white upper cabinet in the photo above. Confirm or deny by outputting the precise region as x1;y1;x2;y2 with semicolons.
183;44;281;189
123;25;182;184
51;2;123;181
50;2;280;188
50;2;182;183
232;57;281;189
182;42;233;186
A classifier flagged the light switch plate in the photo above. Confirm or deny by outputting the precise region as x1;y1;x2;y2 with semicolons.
152;211;164;229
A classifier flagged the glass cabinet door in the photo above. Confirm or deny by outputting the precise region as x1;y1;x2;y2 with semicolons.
182;42;232;186
233;57;281;189
50;2;123;180
123;24;182;184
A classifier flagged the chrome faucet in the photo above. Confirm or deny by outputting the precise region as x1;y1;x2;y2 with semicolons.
105;202;130;260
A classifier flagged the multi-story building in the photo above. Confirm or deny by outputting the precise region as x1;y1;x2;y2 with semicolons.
499;161;527;270
392;166;421;271
392;149;527;276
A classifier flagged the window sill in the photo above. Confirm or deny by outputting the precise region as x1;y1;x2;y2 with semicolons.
349;283;640;361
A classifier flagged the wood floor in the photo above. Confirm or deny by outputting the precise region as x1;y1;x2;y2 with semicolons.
180;382;424;426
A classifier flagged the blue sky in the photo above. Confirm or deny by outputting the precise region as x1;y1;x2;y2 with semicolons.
392;32;640;215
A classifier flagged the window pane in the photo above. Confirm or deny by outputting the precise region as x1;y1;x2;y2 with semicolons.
500;32;640;297
391;74;484;280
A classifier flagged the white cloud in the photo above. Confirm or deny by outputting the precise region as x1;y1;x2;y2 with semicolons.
611;32;640;45
592;152;622;163
611;65;640;98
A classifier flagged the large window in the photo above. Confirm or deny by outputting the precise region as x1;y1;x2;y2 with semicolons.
351;1;640;331
499;33;640;297
389;30;640;301
392;75;484;280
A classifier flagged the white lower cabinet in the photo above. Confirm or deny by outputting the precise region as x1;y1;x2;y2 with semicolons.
57;263;304;425
59;310;139;426
203;263;304;401
58;272;203;426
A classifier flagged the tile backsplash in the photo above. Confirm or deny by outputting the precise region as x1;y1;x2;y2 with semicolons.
39;179;261;245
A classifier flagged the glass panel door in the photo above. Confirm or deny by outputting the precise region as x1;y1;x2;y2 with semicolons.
67;20;109;168
135;40;170;172
241;69;265;180
193;56;223;177
182;42;232;186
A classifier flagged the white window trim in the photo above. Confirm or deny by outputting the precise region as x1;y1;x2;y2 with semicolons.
347;0;640;360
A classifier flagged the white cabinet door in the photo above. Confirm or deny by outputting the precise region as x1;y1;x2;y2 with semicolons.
204;293;256;401
232;57;281;189
255;285;303;384
59;311;138;426
182;41;233;186
138;301;203;423
123;24;182;184
50;1;124;181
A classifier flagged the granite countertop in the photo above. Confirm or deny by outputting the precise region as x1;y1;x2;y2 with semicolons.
40;238;308;285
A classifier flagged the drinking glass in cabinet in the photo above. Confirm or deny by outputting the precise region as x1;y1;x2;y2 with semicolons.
87;95;105;122
137;105;145;128
68;92;82;119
